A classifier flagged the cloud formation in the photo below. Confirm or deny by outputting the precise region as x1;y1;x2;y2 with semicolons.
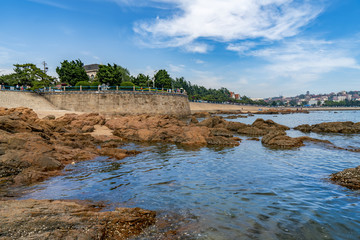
250;39;360;82
134;0;323;52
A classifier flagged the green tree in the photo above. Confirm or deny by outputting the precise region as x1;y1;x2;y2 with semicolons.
154;69;172;89
0;63;54;88
0;73;18;86
96;64;130;86
56;59;89;86
133;73;150;87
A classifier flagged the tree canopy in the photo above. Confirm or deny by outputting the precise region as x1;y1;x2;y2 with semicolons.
133;73;150;87
56;59;89;86
96;64;130;86
154;69;172;89
0;63;54;88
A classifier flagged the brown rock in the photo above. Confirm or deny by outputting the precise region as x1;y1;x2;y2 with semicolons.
43;114;56;120
0;199;156;240
295;121;360;134
261;131;304;149
98;148;141;160
192;112;211;118
198;116;226;128
190;116;199;124
252;118;290;131
225;121;247;131
206;136;240;146
238;126;267;136
330;166;360;190
210;128;233;137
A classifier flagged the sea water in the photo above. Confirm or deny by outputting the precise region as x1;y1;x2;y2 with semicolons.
21;111;360;239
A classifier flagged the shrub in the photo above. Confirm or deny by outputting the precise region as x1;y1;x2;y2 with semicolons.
75;81;90;86
90;81;101;86
120;81;135;86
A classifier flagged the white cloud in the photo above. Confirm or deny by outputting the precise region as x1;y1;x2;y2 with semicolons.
252;39;360;83
195;59;204;64
134;0;323;51
0;68;14;76
184;42;212;53
189;70;224;89
169;64;185;72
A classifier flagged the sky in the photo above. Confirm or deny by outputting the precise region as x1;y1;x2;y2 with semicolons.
1;0;360;98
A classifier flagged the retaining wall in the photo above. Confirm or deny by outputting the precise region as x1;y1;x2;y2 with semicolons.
0;91;58;110
43;91;191;117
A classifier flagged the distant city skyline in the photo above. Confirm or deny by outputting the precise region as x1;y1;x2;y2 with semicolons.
1;0;360;98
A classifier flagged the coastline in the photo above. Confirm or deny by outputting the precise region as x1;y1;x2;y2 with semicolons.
189;102;360;113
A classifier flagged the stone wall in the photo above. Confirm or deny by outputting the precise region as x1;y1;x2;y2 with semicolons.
43;91;191;117
0;91;58;110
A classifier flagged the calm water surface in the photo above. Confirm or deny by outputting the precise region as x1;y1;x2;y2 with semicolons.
22;111;360;239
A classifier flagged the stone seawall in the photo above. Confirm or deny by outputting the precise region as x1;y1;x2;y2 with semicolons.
0;91;58;110
43;91;191;117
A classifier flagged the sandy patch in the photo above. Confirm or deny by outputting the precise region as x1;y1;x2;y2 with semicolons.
190;102;268;113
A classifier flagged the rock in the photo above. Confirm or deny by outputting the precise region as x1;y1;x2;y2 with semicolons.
210;128;233;137
294;121;360;134
190;116;199;124
0;199;156;240
294;124;312;132
225;115;247;119
330;166;360;190
43;114;56;120
252;118;290;131
247;137;260;141
192;112;211;118
238;126;267;136
225;121;247;131
98;148;141;160
261;131;304;149
198;116;225;128
109;115;237;146
206;136;240;146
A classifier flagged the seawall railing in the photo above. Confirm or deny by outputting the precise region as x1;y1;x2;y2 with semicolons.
0;85;188;97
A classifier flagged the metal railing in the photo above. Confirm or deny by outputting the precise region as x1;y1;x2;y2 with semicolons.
0;84;188;95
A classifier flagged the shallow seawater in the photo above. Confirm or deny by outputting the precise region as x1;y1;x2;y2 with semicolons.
21;111;360;239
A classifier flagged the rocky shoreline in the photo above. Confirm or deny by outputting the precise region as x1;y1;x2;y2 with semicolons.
1;107;360;238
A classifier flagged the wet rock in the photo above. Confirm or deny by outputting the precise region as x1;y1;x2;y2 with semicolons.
330;166;360;190
108;115;237;147
0;199;156;240
247;137;260;141
192;112;211;118
252;118;290;131
294;124;312;132
190;116;199;124
224;121;247;132
206;136;240;146
98;148;141;160
261;131;304;149
238;126;267;136
210;128;233;137
294;121;360;134
198;116;226;128
225;115;248;119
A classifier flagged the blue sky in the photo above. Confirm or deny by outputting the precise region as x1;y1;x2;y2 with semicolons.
1;0;360;98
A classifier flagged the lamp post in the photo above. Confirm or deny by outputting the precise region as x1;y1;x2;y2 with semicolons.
153;70;158;88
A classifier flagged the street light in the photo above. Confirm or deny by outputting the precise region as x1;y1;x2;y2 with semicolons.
153;70;158;88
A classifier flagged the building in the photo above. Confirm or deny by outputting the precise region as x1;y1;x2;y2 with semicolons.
84;64;100;80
